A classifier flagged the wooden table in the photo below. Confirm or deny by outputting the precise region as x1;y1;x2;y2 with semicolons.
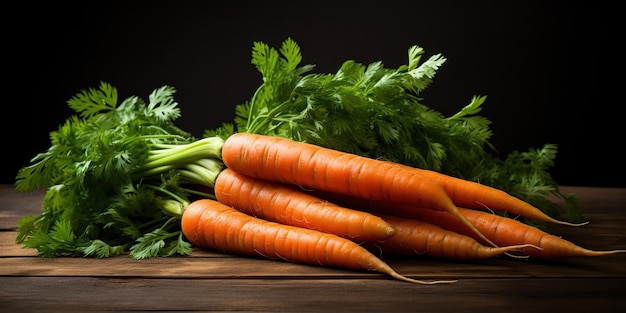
1;185;625;312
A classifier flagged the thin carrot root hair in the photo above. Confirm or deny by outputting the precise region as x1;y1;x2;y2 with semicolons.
213;168;396;241
221;132;498;249
181;199;456;285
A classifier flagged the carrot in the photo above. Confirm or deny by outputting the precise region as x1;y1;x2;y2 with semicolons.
366;214;541;260
407;168;587;226
221;132;498;248
302;191;624;259
382;204;625;259
443;207;624;258
214;168;396;241
181;199;457;284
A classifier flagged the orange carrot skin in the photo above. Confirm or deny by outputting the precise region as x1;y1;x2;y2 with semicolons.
454;207;620;258
221;133;499;248
225;133;574;227
368;214;532;260
221;133;453;212
181;199;404;274
214;168;396;241
408;168;577;226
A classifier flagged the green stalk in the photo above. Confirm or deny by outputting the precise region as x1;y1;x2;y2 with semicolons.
180;158;223;187
136;137;225;182
143;137;224;170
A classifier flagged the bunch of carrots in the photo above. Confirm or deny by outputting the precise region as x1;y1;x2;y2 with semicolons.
178;132;625;285
15;39;625;285
15;84;625;285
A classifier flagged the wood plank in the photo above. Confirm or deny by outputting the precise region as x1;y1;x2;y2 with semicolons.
1;252;624;279
1;185;625;312
1;276;625;313
0;232;37;257
0;185;44;230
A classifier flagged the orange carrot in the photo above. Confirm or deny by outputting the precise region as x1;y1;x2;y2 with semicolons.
380;204;625;259
181;199;457;284
303;191;624;259
366;214;540;260
407;168;586;226
440;207;624;258
214;168;396;241
221;132;497;248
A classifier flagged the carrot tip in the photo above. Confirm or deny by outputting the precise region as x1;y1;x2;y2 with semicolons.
505;252;530;259
555;220;589;227
602;249;626;255
502;244;542;259
392;273;458;285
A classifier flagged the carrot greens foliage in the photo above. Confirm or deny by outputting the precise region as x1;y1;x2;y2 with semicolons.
207;38;583;225
15;82;224;258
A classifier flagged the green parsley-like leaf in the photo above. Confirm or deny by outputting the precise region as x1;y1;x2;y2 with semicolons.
15;82;225;258
67;81;118;119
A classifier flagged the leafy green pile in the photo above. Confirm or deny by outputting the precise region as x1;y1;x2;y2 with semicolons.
15;83;225;258
207;38;582;225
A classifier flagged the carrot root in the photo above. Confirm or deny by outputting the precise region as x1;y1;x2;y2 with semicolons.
388;272;458;285
575;249;626;257
181;199;456;285
221;133;498;249
368;213;542;260
307;190;623;259
414;169;588;226
214;168;397;241
409;205;624;259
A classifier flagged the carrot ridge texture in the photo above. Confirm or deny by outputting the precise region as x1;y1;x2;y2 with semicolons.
221;132;497;248
369;214;540;260
181;199;456;285
214;168;396;241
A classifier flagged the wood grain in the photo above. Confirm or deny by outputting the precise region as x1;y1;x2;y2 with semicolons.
1;184;625;312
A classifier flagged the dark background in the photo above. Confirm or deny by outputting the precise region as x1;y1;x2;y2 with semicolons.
4;1;621;187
